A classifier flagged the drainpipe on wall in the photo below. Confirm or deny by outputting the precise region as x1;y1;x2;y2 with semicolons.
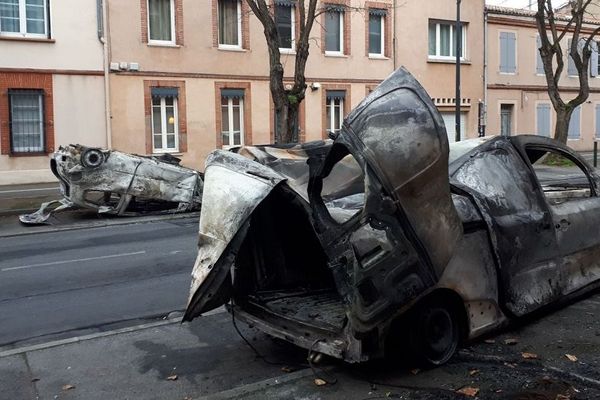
98;0;112;149
482;6;488;137
393;0;397;70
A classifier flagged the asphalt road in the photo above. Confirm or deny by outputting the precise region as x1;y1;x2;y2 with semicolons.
0;217;198;348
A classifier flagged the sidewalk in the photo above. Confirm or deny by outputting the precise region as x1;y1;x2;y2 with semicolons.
0;182;60;216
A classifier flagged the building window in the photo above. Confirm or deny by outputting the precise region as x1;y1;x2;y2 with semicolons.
218;0;241;47
151;87;179;152
221;89;244;147
326;90;345;135
499;31;517;73
428;20;466;60
8;89;45;153
368;9;385;56
568;106;581;139
0;0;48;38
148;0;174;44
325;6;344;54
500;104;514;136
275;1;295;50
536;103;551;137
536;35;544;75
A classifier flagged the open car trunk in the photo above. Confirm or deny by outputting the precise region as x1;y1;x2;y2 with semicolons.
233;186;347;337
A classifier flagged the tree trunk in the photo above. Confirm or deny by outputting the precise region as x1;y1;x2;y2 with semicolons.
554;106;573;144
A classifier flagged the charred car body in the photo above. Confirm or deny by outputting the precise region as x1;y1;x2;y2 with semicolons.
20;145;203;224
184;68;600;365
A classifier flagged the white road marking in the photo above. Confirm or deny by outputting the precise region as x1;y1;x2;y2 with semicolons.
1;251;147;272
0;187;58;194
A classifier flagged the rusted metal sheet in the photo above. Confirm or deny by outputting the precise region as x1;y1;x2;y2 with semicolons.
184;68;600;365
20;144;203;224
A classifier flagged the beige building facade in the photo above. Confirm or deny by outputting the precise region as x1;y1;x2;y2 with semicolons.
0;0;108;185
106;0;485;172
486;6;600;151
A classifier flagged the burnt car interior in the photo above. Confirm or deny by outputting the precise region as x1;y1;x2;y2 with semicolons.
233;185;347;335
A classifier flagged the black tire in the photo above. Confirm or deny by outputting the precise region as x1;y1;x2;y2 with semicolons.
408;301;460;367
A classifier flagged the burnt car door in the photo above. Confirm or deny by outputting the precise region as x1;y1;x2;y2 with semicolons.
308;68;463;334
511;136;600;303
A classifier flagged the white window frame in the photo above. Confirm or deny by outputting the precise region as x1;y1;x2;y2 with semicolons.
368;13;385;58
217;0;242;49
325;10;344;56
0;0;48;38
326;96;344;134
428;21;466;61
276;4;295;52
147;0;176;46
221;96;245;149
151;96;179;153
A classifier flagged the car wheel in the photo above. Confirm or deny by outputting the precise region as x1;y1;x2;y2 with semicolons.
409;301;460;366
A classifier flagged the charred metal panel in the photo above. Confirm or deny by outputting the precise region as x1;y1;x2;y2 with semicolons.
20;144;202;224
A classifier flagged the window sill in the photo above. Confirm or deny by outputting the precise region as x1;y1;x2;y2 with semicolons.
499;72;517;76
218;45;246;52
152;150;182;155
147;42;180;48
325;52;347;58
427;57;470;65
280;49;296;55
0;35;54;43
368;54;388;60
567;138;581;141
9;151;50;157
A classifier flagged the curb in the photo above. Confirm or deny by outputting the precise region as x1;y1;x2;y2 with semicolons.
0;211;200;238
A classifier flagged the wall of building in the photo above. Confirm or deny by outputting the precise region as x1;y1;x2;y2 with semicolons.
486;9;600;151
0;0;107;185
396;0;486;140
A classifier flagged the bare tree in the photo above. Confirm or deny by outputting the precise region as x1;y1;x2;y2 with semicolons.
536;0;600;143
246;0;320;143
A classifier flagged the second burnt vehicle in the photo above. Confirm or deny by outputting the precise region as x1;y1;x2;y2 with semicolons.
183;68;600;366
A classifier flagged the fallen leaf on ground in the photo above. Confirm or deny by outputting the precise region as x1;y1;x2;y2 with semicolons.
484;339;496;344
456;386;479;397
314;378;327;386
410;368;421;375
522;352;539;359
62;384;75;391
281;366;294;373
31;378;40;382
556;395;570;400
504;338;519;345
503;362;517;368
166;375;178;381
469;369;480;376
565;354;578;362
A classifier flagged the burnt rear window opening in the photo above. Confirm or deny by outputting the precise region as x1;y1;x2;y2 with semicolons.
232;185;346;333
320;147;366;225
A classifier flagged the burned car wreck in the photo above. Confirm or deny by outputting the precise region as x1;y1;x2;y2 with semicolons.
184;68;600;366
20;145;203;224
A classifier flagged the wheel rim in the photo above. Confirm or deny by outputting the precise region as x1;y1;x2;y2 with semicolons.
421;307;458;365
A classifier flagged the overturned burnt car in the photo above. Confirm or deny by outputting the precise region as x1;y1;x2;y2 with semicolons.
20;145;203;224
183;68;600;366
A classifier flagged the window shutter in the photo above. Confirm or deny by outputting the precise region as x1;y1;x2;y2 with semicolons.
151;87;179;97
499;32;507;72
221;88;244;99
591;41;598;77
536;35;544;74
568;106;581;139
537;104;550;137
506;32;516;73
568;38;577;76
326;90;346;100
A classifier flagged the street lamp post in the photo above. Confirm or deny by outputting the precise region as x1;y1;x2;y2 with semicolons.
455;0;462;143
